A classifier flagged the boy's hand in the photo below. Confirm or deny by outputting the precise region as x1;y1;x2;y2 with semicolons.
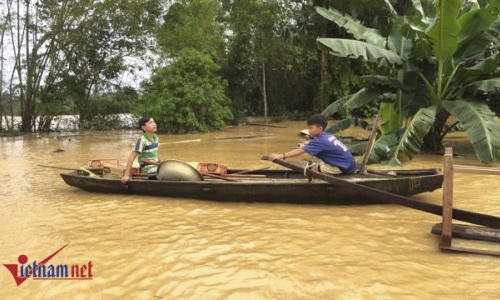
268;153;283;161
121;175;131;184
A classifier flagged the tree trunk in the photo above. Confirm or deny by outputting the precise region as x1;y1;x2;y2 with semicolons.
316;0;329;111
0;99;3;132
319;38;328;110
262;61;268;123
395;0;410;16
423;108;449;152
22;0;34;132
0;21;4;132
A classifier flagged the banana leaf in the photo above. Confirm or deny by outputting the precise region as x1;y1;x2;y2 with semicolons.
322;88;381;118
325;118;372;135
443;99;500;163
321;94;353;117
381;0;397;17
388;16;413;59
361;75;401;89
317;38;402;65
343;88;382;111
388;106;437;165
315;6;386;48
467;78;500;94
455;17;500;61
460;52;500;77
456;0;500;45
379;102;401;135
350;133;399;163
410;0;426;22
426;0;461;63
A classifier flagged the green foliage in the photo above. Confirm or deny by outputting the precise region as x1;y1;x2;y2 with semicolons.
157;0;225;60
326;118;372;134
318;0;500;164
316;6;387;48
443;99;500;162
318;39;403;65
138;49;233;133
388;106;436;165
349;133;400;162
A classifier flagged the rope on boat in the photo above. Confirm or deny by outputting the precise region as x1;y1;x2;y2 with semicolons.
304;160;318;176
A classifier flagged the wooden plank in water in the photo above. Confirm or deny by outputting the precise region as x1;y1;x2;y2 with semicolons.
216;135;275;140
440;245;500;257
246;122;287;128
431;223;500;243
454;165;500;175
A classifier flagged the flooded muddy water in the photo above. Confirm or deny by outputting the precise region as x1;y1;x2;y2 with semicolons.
1;121;500;299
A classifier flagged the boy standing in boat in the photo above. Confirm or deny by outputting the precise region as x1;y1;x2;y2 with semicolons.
121;115;161;183
269;114;357;175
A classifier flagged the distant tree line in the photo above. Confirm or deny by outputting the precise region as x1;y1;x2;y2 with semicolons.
0;0;396;132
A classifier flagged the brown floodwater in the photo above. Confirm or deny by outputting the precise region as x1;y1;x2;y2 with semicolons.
1;120;500;299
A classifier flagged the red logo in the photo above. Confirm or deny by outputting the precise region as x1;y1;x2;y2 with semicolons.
3;244;93;286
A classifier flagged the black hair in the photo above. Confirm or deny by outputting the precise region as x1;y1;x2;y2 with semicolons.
138;115;152;130
307;114;327;130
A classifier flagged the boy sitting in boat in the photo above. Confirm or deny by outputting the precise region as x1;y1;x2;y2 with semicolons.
121;115;161;183
269;114;357;175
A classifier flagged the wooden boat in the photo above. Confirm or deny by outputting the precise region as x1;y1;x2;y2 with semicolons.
60;160;443;205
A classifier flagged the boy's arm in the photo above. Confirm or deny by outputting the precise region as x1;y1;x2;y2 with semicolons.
269;148;305;161
141;159;159;165
121;151;139;184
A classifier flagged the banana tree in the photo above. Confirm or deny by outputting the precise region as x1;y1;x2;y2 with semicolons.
317;0;500;164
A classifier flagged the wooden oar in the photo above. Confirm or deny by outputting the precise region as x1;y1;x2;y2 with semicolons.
232;167;270;174
38;164;79;171
263;157;500;229
38;164;100;178
202;173;240;181
221;174;266;178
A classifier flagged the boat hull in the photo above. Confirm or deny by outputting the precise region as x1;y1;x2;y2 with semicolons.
60;167;443;205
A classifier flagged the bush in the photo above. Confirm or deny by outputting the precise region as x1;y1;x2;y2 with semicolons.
137;49;233;133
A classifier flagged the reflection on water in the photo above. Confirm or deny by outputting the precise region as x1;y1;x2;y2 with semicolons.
1;122;500;299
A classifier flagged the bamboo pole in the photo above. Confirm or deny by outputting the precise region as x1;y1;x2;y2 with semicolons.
159;139;201;146
358;113;380;175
